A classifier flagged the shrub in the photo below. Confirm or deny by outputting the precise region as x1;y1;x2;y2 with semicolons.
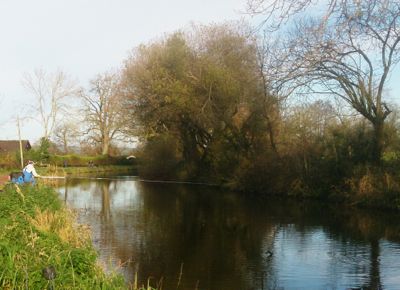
137;134;183;180
47;154;134;167
340;166;400;209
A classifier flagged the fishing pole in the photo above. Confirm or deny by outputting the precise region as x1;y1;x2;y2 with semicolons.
39;175;218;186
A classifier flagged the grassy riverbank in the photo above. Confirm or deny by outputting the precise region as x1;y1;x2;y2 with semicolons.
0;165;136;179
0;184;126;289
0;165;137;190
40;165;137;177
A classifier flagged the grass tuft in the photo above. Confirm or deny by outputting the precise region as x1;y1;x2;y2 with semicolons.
0;184;126;289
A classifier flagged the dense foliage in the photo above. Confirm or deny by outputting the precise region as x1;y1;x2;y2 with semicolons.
123;24;278;181
121;22;400;209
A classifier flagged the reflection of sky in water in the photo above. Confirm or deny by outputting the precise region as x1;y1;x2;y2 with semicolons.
270;227;370;289
380;241;400;288
59;180;141;210
111;182;140;208
57;179;400;290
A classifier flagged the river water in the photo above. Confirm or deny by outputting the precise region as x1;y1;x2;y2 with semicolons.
57;176;400;290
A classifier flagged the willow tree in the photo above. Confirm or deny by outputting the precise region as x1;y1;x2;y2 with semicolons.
248;0;400;163
122;23;275;176
123;33;201;163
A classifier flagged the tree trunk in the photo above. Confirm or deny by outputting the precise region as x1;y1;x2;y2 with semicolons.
101;182;111;221
182;131;200;164
265;114;279;156
102;137;110;155
372;120;384;165
63;136;68;154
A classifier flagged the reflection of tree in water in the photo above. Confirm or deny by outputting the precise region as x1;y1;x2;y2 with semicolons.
345;212;383;289
93;180;138;276
271;203;388;289
97;180;117;254
61;180;400;290
100;181;111;221
63;181;68;203
118;183;279;290
368;239;382;290
103;183;400;289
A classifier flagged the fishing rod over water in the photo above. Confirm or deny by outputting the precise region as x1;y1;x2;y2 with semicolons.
39;175;219;186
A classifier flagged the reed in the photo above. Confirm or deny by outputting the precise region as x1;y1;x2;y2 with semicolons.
27;208;91;248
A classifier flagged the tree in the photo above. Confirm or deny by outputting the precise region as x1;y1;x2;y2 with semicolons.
283;100;338;174
252;36;286;156
80;72;127;155
248;0;400;163
122;23;272;178
22;69;77;140
246;0;347;30
53;121;80;154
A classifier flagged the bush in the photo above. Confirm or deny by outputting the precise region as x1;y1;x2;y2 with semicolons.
232;152;295;195
137;134;183;180
0;153;19;169
340;166;400;209
48;154;134;167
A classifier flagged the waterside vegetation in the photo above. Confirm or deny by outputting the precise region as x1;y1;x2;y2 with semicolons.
0;147;137;179
123;19;400;210
2;0;400;216
0;184;126;289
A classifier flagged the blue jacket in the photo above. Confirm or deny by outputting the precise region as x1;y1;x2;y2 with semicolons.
23;168;36;184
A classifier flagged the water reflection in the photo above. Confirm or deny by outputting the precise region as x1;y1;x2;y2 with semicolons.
58;178;400;290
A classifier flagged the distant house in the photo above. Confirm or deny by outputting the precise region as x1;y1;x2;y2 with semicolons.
0;140;32;154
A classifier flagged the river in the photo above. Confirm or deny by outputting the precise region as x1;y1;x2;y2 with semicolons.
57;176;400;290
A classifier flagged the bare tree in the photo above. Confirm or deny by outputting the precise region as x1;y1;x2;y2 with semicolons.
249;0;400;163
53;121;80;154
22;69;77;140
254;33;299;156
80;72;127;155
246;0;339;30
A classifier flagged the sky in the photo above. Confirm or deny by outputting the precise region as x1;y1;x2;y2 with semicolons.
1;0;400;144
0;0;246;143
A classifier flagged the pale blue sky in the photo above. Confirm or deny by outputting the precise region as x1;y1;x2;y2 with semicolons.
0;0;245;142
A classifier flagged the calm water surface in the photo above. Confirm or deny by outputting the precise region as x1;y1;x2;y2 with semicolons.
57;177;400;290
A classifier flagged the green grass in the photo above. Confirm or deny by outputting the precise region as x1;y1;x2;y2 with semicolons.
1;165;137;177
0;184;126;289
40;165;137;177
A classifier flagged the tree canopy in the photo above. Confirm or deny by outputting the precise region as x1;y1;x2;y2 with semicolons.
122;23;279;178
248;0;400;163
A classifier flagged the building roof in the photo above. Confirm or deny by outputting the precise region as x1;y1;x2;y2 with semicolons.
0;140;31;153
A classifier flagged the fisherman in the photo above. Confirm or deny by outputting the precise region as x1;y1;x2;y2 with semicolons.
23;160;41;184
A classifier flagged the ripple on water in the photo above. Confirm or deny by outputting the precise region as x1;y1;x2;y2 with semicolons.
379;240;400;289
57;181;400;290
260;226;374;289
